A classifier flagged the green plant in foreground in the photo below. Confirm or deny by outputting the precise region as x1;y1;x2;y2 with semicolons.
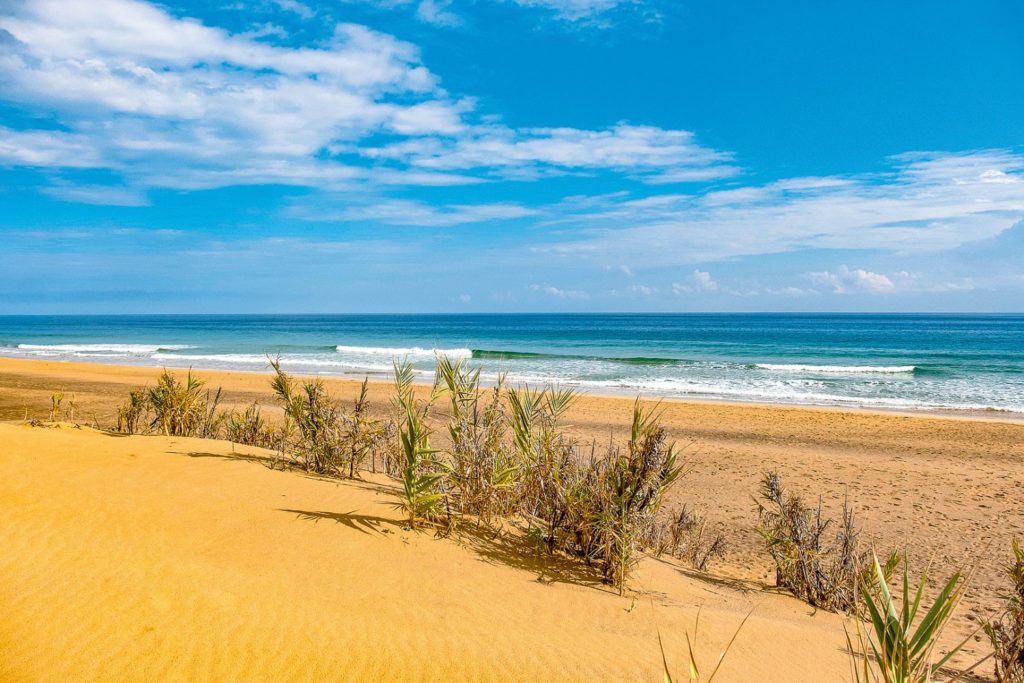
847;553;982;683
660;607;751;682
392;359;445;528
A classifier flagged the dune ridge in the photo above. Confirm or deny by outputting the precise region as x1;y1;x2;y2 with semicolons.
0;423;853;682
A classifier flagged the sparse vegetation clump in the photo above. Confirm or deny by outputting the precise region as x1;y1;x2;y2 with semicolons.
225;402;278;449
270;359;389;477
435;356;518;527
646;505;726;572
987;540;1024;682
755;471;895;613
115;388;148;434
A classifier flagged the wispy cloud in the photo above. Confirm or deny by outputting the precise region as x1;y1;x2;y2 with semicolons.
530;283;589;299
533;150;1024;266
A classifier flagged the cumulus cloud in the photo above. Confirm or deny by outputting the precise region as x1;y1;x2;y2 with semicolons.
0;0;730;200
808;265;896;294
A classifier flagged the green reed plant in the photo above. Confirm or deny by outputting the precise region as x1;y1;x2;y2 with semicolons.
270;358;348;474
590;400;684;592
148;369;223;437
435;355;518;527
392;359;446;528
847;553;979;683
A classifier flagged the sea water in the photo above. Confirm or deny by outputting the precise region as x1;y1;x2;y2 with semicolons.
1;313;1022;414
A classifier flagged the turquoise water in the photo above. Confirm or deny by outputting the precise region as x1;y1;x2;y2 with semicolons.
1;314;1022;413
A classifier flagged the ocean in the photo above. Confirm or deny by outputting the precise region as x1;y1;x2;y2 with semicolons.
1;313;1021;414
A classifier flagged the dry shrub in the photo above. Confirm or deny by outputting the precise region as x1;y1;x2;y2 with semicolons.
988;540;1024;683
270;359;387;478
755;471;894;613
646;505;726;572
116;388;148;434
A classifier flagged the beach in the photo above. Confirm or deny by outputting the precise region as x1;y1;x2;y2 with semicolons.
2;356;1021;679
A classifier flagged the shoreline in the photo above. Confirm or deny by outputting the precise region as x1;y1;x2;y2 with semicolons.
0;354;1021;425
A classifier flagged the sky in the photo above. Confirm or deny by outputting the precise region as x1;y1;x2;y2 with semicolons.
0;0;1022;314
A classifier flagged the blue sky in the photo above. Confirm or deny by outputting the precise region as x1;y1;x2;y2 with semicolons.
0;0;1022;313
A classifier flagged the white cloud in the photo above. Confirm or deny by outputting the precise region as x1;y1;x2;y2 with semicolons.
0;0;731;200
415;0;461;26
0;0;454;189
808;265;896;294
530;283;589;299
534;150;1024;266
672;269;717;294
363;123;735;182
508;0;637;22
292;198;538;226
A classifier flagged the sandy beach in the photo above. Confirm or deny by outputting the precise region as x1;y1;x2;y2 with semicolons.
2;356;1022;680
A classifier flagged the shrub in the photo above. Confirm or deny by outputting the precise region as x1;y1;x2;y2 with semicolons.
586;401;684;591
509;385;580;553
646;505;726;572
115;389;146;434
270;358;348;474
435;355;518;527
755;471;895;613
225;402;278;449
987;540;1024;683
147;369;223;438
509;391;684;591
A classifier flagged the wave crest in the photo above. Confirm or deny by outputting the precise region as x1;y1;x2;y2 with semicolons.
335;345;472;359
755;363;916;374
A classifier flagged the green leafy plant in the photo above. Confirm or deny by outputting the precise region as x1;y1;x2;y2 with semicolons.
392;359;446;528
847;553;980;683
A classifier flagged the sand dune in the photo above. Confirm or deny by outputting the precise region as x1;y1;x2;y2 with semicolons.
2;357;1022;679
0;423;853;682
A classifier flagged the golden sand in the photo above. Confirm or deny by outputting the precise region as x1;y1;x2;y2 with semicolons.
2;356;1022;680
0;422;849;682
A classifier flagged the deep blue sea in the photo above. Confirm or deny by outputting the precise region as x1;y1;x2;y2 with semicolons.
1;314;1022;414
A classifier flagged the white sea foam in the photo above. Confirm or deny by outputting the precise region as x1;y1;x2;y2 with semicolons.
755;363;916;374
335;345;472;359
150;352;395;373
17;343;192;354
